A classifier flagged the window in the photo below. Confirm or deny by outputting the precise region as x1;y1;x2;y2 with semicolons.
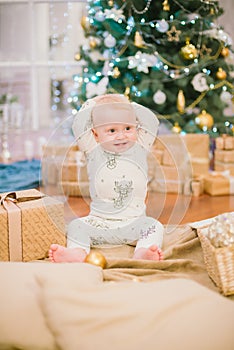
0;0;86;131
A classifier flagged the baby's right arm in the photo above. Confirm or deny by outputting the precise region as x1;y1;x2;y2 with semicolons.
72;99;97;153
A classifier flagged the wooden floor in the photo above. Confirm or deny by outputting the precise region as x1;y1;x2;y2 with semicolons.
67;192;234;226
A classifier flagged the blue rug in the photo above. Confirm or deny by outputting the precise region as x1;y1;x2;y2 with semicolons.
0;159;41;193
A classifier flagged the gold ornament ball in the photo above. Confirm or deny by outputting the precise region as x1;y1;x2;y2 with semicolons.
80;16;90;31
180;41;198;60
74;52;81;61
85;251;107;269
89;39;97;49
195;110;214;130
220;47;229;58
216;68;227;80
172;122;182;133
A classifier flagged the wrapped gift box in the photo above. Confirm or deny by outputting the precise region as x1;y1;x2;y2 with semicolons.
191;158;210;176
154;134;210;176
183;134;210;176
214;149;234;163
149;179;184;194
215;135;234;150
203;171;234;196
0;189;66;262
191;175;204;197
150;148;163;164
60;181;90;197
42;143;78;158
214;161;234;176
62;161;88;183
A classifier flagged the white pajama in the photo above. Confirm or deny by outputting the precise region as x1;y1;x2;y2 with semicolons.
70;101;164;253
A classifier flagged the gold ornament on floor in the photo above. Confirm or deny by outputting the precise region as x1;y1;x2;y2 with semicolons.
134;31;145;48
74;52;81;61
80;15;90;31
195;110;214;130
177;90;185;113
112;66;121;78
180;39;198;60
85;251;107;269
172;122;181;133
220;47;229;58
162;0;170;11
216;68;227;80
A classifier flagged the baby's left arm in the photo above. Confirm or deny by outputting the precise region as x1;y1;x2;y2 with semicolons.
132;102;159;151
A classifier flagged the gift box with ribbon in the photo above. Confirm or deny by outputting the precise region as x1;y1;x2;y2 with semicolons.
215;135;234;150
203;171;234;196
0;189;66;261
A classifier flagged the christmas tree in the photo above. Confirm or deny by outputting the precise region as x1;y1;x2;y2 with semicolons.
70;0;234;136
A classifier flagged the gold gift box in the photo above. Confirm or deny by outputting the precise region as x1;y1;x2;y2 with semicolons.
191;158;210;176
153;134;210;176
42;144;78;158
203;172;233;196
61;161;88;182
214;161;234;176
0;189;66;261
149;179;184;194
60;181;90;197
214;149;234;163
215;135;234;150
191;175;204;197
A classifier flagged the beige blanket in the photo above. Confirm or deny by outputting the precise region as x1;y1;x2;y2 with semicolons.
92;225;233;300
1;224;234;350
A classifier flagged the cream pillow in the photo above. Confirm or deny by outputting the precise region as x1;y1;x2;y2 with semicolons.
37;275;234;350
0;262;103;350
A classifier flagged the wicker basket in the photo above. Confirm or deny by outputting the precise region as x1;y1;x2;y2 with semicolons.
197;228;234;296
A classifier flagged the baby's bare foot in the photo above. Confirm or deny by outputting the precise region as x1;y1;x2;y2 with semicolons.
49;244;87;263
133;245;163;261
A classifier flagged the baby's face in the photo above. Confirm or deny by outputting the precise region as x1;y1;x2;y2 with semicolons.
92;122;138;153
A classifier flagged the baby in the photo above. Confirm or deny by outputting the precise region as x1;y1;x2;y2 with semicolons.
49;94;164;262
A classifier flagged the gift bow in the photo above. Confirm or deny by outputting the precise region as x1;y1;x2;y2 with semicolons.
1;192;44;261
